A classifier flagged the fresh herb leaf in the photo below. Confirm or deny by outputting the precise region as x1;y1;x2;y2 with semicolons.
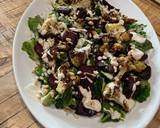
95;28;102;34
55;98;64;108
127;23;147;37
34;66;48;84
101;112;111;123
134;80;150;102
63;18;72;27
131;40;153;53
95;5;101;16
100;71;113;80
28;15;43;35
58;17;72;27
70;67;78;74
101;101;126;122
22;38;39;61
34;66;43;76
63;87;73;107
55;87;74;108
92;77;105;97
41;92;54;106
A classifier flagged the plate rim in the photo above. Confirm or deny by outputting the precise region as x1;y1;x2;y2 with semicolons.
12;0;160;128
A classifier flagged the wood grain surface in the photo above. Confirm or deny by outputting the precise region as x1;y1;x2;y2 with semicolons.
0;0;160;128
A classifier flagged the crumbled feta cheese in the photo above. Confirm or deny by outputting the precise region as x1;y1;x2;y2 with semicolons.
102;56;107;60
104;51;113;58
43;41;50;50
128;48;144;60
57;72;65;81
86;77;93;83
74;44;91;57
131;81;140;97
54;80;58;84
42;53;47;58
119;19;124;25
97;56;102;60
69;28;87;33
38;38;44;46
110;57;118;67
88;21;94;25
75;44;91;52
77;71;82;74
131;32;146;43
93;70;99;75
47;69;52;74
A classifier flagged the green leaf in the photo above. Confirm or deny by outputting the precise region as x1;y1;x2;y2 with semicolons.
70;67;78;74
63;87;73;107
54;87;74;108
41;92;54;106
63;19;72;27
131;40;153;53
55;98;64;108
95;5;101;16
92;77;105;97
58;17;72;27
101;101;126;122
34;66;48;84
34;66;43;76
22;38;39;61
28;15;43;35
127;23;147;37
101;112;111;123
134;80;150;103
95;28;102;34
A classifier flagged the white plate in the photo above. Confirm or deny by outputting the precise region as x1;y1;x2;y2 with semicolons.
13;0;160;128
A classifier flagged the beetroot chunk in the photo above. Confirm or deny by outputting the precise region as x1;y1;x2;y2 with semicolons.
34;43;43;57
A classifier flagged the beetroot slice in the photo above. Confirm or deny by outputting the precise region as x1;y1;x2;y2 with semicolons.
34;43;43;57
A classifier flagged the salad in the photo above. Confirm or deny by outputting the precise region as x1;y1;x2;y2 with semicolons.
22;0;153;122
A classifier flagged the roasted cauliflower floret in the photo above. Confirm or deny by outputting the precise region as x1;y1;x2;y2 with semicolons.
70;52;87;67
120;32;133;42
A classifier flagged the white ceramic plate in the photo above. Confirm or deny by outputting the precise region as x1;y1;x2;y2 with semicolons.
13;0;160;128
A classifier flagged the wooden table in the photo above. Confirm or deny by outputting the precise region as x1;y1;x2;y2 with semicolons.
0;0;160;128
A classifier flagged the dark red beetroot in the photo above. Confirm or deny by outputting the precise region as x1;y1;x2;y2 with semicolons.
38;33;56;40
57;7;72;15
48;74;57;89
73;86;83;101
140;54;148;61
80;65;98;74
80;77;93;90
49;46;58;59
139;66;151;80
123;16;137;28
34;43;43;57
76;8;87;19
106;64;115;74
75;102;97;117
121;72;137;99
62;30;79;45
100;0;119;11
